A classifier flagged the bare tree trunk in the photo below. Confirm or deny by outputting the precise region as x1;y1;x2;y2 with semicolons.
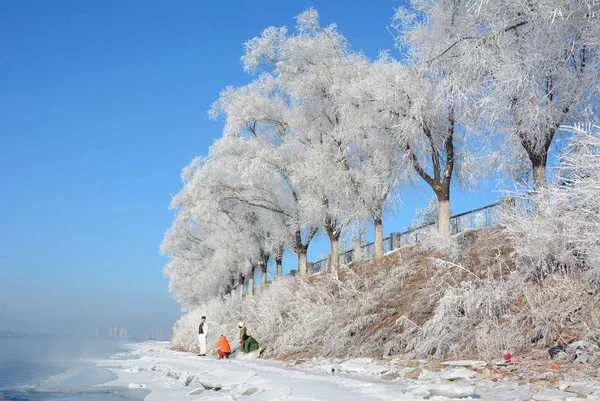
261;266;267;286
329;235;339;271
532;164;547;192
438;200;451;237
258;252;268;288
532;164;547;210
293;228;316;277
325;216;342;272
527;150;549;210
353;235;363;262
298;251;308;277
525;145;549;192
229;278;235;300
374;215;383;259
276;256;283;278
324;228;340;271
247;266;256;297
248;276;254;296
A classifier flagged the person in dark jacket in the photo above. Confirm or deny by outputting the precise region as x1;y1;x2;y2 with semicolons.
243;335;259;353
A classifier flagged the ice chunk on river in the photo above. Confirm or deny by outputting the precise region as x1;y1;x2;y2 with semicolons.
411;383;476;398
337;358;390;374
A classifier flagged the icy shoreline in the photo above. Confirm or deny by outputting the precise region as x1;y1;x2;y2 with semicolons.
95;341;600;400
0;338;147;401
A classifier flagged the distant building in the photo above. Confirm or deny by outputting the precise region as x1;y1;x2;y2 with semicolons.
117;327;129;338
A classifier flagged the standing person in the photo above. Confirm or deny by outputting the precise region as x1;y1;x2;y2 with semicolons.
238;322;247;352
198;316;207;356
216;335;231;359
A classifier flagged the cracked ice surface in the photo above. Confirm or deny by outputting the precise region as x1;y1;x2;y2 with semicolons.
94;342;600;401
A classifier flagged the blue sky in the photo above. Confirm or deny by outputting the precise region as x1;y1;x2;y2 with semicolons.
0;0;505;337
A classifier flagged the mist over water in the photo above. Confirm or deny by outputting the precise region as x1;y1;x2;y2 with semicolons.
0;336;147;401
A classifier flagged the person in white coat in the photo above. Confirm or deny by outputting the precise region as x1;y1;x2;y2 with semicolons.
198;316;207;356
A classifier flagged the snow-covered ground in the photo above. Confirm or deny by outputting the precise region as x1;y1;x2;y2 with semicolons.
96;341;600;401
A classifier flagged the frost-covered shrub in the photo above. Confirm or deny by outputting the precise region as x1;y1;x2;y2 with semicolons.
244;268;398;357
242;278;300;349
405;261;523;359
520;277;600;345
502;124;600;280
252;278;337;355
404;196;466;262
171;259;414;358
419;229;462;263
171;297;242;352
474;316;528;361
502;192;587;279
171;231;522;360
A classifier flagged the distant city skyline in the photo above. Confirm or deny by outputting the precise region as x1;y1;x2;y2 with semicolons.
104;326;129;338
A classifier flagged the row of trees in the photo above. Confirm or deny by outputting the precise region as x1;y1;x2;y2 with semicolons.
162;1;599;309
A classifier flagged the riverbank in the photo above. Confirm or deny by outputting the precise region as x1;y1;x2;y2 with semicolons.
96;341;600;400
0;336;145;401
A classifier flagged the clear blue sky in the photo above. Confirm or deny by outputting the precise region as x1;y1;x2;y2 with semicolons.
0;0;504;337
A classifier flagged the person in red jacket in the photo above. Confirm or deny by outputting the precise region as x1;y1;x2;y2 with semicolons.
216;335;231;359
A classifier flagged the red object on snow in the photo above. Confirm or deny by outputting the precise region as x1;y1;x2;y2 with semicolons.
504;353;513;361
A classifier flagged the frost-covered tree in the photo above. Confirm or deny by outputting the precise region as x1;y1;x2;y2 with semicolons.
163;141;294;302
239;9;410;262
352;55;464;237
398;0;600;191
234;10;357;269
161;211;256;308
337;61;412;258
477;0;599;191
211;83;318;276
384;1;502;235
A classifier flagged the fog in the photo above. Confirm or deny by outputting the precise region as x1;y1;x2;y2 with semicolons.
0;279;181;339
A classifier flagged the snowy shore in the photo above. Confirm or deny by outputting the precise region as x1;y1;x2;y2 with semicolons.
95;341;600;400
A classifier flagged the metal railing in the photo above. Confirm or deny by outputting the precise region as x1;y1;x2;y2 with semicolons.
309;201;502;274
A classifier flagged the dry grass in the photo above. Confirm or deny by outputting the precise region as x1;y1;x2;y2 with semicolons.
171;227;600;361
